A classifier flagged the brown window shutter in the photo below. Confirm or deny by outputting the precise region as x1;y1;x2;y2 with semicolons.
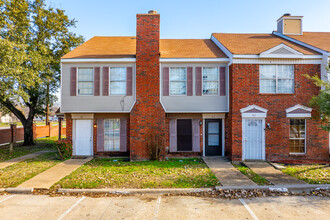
220;67;226;96
102;67;109;96
97;119;104;152
195;67;202;96
187;67;193;96
169;119;177;152
94;67;100;96
163;67;169;96
192;119;200;152
120;118;127;152
126;67;133;96
70;67;77;96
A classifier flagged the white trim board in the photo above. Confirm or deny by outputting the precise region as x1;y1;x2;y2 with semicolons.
61;58;136;63
159;58;229;63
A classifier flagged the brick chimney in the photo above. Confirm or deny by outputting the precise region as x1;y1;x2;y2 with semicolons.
277;13;303;35
130;10;166;160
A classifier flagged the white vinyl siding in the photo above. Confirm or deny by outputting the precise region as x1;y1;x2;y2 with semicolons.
78;67;93;95
169;67;187;95
260;65;294;94
110;67;126;95
104;119;120;151
203;67;219;95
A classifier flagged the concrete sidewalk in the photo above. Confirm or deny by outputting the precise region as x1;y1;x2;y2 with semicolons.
244;161;307;185
17;157;93;189
0;150;54;170
203;157;257;186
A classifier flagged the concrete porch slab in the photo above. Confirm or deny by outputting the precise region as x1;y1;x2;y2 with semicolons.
17;157;93;189
244;161;307;185
203;157;257;186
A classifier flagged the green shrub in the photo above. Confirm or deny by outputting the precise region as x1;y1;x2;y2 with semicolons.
55;139;72;160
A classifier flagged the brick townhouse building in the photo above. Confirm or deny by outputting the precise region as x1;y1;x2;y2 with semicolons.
61;11;330;162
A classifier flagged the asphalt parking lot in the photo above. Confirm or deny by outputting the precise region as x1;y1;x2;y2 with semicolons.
0;194;329;220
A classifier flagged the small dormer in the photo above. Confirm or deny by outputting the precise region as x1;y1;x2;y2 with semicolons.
277;13;303;35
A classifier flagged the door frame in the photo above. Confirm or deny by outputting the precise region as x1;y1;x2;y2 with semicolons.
203;118;225;157
72;119;94;156
242;117;266;161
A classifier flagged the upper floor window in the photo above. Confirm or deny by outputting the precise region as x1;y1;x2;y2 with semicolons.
203;67;219;95
260;65;294;94
78;67;94;95
170;67;187;95
110;67;126;95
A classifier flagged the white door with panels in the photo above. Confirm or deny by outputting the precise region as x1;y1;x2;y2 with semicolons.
75;120;93;156
243;118;265;160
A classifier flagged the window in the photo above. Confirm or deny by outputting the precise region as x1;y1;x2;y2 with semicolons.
78;67;93;95
289;119;305;153
169;67;186;95
260;65;294;94
104;119;120;151
177;119;192;151
203;67;219;95
110;67;126;95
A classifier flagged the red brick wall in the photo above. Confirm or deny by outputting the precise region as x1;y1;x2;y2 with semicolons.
129;13;166;160
65;114;73;141
227;64;329;162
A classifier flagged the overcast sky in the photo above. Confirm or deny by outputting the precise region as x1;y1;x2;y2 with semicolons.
46;0;330;41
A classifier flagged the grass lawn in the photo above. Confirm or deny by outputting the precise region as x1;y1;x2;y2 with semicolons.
0;152;62;188
0;136;57;162
282;164;330;184
233;163;271;185
55;158;219;189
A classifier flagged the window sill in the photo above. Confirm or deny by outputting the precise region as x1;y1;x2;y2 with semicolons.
259;93;295;96
289;153;306;156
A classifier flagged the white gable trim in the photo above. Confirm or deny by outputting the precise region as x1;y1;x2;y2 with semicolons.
240;105;268;118
286;104;312;118
259;43;304;58
211;35;234;65
61;58;136;63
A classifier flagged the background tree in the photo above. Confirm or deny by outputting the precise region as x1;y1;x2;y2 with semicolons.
308;66;330;131
0;0;83;145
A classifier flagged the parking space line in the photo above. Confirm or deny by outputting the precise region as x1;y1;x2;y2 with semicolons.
153;196;162;220
0;195;15;204
58;196;85;220
239;198;259;220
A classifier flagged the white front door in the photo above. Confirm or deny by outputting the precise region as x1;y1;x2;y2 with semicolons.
75;120;93;156
243;118;265;160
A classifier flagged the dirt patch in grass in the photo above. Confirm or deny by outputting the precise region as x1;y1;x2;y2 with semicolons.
55;158;220;189
0;152;62;188
282;164;330;184
232;163;271;185
0;137;56;162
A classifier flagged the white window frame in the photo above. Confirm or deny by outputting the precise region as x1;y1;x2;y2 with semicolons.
202;67;219;96
77;67;94;96
109;67;127;96
289;118;306;154
259;65;294;94
104;118;121;152
169;67;187;96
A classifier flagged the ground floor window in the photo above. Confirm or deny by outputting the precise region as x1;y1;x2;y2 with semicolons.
104;119;120;151
289;119;306;153
177;119;192;151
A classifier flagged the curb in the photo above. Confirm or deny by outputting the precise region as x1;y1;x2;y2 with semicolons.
216;184;330;193
5;188;33;194
57;188;213;195
0;188;5;193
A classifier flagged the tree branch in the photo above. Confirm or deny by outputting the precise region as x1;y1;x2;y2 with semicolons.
0;99;27;124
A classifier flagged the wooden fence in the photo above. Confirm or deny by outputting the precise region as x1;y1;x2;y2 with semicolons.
0;122;66;145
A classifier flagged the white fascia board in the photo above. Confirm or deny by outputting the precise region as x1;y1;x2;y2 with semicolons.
286;104;312;113
61;58;136;63
233;54;323;59
241;112;267;118
159;58;229;63
240;104;268;114
163;110;229;113
273;32;329;56
210;35;233;65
